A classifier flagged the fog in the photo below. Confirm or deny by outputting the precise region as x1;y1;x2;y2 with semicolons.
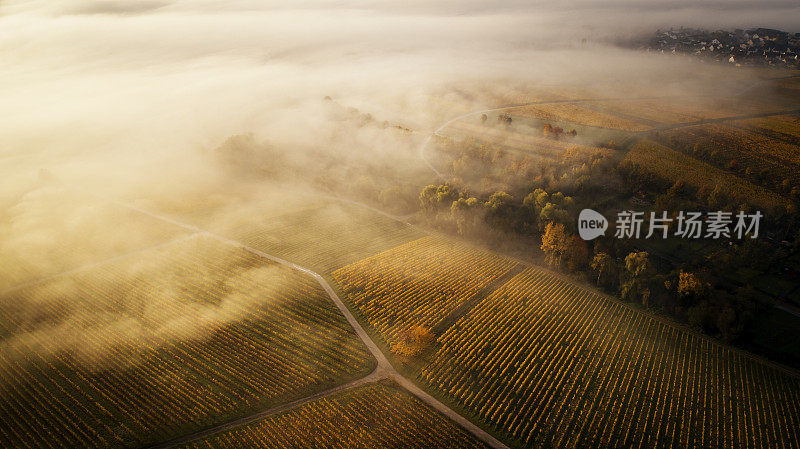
4;0;797;179
1;0;798;367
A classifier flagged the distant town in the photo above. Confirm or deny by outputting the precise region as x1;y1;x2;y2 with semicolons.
638;28;800;69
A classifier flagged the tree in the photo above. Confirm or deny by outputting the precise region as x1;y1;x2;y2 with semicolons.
538;202;569;232
391;325;435;358
484;191;514;228
620;251;652;306
687;300;711;331
419;184;458;217
420;185;439;215
523;188;548;229
541;222;571;269
567;236;589;272
451;197;481;236
677;271;704;300
523;189;548;211
590;252;618;289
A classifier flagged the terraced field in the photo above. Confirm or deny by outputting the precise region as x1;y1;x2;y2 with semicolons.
180;382;489;449
418;266;800;449
0;236;373;448
333;236;519;349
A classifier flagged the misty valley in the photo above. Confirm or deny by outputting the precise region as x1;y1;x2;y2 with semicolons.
1;2;800;449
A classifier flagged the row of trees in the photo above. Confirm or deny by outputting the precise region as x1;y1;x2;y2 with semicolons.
424;130;794;345
539;223;766;342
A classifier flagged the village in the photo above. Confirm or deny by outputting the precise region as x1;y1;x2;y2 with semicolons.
641;27;800;68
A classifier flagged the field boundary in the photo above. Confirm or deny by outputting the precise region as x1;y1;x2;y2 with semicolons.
431;263;525;336
144;370;389;449
0;233;202;296
77;188;510;449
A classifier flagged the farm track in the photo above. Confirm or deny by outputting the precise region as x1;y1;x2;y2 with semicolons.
13;77;797;448
147;80;800;446
144;369;390;449
0;233;202;296
73;188;510;449
431;264;526;336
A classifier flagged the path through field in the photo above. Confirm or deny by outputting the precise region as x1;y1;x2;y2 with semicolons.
419;93;800;178
73;189;509;449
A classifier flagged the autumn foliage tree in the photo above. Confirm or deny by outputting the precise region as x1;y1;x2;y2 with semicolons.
541;222;571;269
391;325;435;358
567;236;589;272
591;252;618;290
677;271;704;300
620;251;652;306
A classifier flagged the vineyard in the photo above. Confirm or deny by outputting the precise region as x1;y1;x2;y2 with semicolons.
0;186;187;291
507;103;651;132
180;381;489;449
590;99;702;124
420;267;800;449
440;120;613;162
333;236;518;350
729;114;800;145
622;140;789;210
0;235;373;448
653;124;800;187
222;203;422;274
145;190;325;231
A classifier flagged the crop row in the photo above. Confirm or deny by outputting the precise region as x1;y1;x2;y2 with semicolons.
0;236;372;448
333;236;518;348
0;186;186;291
182;382;488;449
420;267;800;449
730;114;800;146
228;204;421;274
622;140;789;210
508;103;651;132
654;124;800;186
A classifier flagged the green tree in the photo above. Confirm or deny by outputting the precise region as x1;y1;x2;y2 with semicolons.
451;197;481;236
484;191;514;228
590;252;618;289
538;202;569;232
419;184;457;216
620;251;652;306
